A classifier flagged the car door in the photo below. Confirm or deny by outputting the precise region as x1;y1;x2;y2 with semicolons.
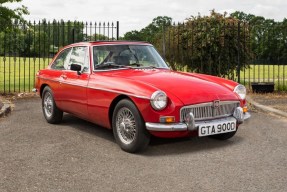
48;47;73;109
59;46;90;118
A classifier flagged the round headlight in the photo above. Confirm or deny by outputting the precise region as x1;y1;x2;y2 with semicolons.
150;91;167;110
234;84;246;100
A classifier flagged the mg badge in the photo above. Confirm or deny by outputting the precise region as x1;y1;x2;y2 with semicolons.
213;100;220;108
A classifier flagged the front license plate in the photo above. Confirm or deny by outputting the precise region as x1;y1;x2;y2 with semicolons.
198;118;237;137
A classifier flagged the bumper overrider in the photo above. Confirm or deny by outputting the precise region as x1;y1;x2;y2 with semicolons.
145;107;251;131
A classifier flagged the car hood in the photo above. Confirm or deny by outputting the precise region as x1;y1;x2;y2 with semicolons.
109;69;239;105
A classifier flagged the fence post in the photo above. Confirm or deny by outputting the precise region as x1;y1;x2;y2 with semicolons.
116;21;119;40
72;28;75;43
3;31;6;94
237;21;241;83
162;22;166;60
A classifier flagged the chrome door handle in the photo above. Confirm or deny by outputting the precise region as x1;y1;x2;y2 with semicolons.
60;75;67;79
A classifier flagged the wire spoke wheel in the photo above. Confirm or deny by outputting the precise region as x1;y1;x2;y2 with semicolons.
43;92;53;118
41;86;63;124
112;99;150;153
116;107;137;145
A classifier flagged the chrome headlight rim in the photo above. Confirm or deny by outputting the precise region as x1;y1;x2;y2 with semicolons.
150;90;168;111
234;84;246;100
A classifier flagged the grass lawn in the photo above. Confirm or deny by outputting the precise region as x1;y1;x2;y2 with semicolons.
240;64;286;81
0;56;52;93
239;64;287;91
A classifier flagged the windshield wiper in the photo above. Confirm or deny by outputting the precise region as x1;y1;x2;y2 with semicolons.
141;65;158;69
128;63;144;67
128;63;160;68
94;62;131;69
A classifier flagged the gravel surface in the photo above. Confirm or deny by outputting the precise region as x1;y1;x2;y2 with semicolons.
0;98;287;192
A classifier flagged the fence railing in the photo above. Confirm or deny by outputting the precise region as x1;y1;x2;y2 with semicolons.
154;20;287;91
0;20;119;94
240;64;286;91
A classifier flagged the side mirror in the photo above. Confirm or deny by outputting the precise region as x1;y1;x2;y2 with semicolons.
70;64;82;75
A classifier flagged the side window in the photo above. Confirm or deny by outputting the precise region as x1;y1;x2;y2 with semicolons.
93;48;110;66
50;48;72;70
69;46;89;72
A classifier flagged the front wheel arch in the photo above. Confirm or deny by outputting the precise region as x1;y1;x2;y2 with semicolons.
112;98;150;153
108;95;135;128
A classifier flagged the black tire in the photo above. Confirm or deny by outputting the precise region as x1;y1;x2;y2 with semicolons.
209;129;237;140
112;99;150;153
42;86;63;124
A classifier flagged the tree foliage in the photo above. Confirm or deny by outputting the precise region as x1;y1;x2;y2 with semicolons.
231;11;287;63
123;30;144;41
123;16;172;43
0;0;29;31
154;11;251;77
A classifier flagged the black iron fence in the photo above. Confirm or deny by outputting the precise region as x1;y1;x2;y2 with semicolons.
1;19;287;93
154;20;287;91
0;20;119;93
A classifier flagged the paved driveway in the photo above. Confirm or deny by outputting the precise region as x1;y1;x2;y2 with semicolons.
0;98;287;192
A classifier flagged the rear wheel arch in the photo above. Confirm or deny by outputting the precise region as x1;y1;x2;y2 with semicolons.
42;86;63;124
40;84;48;98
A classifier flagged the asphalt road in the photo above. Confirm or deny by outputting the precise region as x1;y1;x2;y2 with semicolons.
0;98;287;192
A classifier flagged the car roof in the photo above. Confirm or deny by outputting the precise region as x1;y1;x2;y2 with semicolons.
68;41;152;47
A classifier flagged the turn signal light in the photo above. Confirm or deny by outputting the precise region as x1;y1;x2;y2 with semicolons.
243;106;248;113
160;116;175;123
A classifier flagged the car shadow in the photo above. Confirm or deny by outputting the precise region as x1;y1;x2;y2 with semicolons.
60;113;115;143
60;114;244;156
141;135;244;156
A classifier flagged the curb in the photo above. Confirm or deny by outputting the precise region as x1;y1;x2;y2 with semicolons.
246;96;287;118
0;100;12;118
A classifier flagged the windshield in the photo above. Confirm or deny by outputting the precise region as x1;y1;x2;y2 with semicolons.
92;44;169;70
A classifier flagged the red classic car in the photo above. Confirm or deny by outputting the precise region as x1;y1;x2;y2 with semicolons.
34;41;250;153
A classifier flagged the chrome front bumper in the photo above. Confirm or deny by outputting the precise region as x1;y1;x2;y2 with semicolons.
145;112;251;131
145;122;188;131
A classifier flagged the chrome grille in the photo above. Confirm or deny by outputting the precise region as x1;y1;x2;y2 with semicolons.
180;101;240;121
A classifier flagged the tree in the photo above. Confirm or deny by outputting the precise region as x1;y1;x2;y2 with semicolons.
0;0;29;31
123;16;172;43
232;11;287;64
230;11;256;22
140;16;172;43
123;30;143;41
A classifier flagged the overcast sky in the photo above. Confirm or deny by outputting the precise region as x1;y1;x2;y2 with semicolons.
11;0;287;36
